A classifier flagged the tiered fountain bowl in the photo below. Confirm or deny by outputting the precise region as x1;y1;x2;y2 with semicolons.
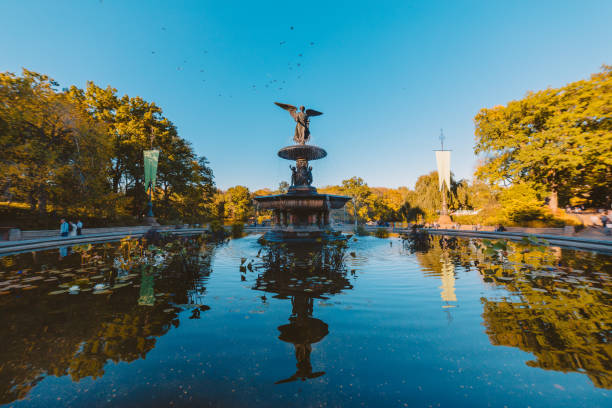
254;144;350;243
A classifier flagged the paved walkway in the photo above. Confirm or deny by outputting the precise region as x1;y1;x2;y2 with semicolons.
0;227;208;256
572;226;612;240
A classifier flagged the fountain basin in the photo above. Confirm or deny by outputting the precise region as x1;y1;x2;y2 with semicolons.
278;145;327;161
254;193;351;243
254;193;350;211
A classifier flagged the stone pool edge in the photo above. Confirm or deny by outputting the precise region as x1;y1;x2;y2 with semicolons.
416;228;612;254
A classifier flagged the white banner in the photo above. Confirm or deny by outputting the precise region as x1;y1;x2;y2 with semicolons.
435;150;451;192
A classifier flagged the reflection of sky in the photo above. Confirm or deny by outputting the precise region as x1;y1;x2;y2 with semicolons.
2;1;611;189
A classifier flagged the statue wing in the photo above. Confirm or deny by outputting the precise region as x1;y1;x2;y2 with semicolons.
274;102;297;112
305;109;323;117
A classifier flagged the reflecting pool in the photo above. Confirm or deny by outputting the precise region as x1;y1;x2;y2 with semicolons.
0;234;610;407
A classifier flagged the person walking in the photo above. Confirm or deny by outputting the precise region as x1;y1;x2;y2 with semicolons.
60;218;69;237
76;220;83;236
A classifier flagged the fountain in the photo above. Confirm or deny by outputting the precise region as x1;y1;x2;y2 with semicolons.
254;102;351;243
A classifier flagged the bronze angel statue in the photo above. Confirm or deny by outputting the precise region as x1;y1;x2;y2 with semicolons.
275;102;323;144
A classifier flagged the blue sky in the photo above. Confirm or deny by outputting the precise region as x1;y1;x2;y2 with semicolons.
2;0;611;190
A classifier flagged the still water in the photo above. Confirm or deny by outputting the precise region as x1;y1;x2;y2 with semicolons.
0;234;610;407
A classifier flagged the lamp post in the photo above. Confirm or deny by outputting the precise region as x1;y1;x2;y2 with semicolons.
352;197;357;232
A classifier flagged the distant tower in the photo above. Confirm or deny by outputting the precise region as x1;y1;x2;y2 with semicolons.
434;129;452;226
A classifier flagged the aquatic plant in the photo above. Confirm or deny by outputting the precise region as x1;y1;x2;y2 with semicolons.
400;226;433;253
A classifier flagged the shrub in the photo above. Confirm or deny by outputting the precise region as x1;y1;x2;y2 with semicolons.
355;225;369;236
231;222;244;238
374;228;389;238
208;219;227;239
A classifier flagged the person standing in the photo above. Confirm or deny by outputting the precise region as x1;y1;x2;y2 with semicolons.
76;220;83;236
60;218;69;237
69;221;77;237
600;212;609;234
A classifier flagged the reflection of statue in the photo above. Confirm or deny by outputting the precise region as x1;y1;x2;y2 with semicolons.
276;295;328;384
250;244;352;384
275;102;323;144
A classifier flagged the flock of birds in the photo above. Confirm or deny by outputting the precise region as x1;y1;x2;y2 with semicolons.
150;25;315;98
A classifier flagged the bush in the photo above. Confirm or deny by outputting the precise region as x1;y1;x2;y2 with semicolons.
231;222;244;238
355;225;369;236
374;228;389;238
208;219;227;239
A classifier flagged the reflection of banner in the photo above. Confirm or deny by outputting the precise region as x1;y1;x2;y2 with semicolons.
439;256;456;303
144;150;160;192
138;268;155;306
435;150;451;192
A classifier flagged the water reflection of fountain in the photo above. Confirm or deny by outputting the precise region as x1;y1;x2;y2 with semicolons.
276;295;327;383
250;243;351;383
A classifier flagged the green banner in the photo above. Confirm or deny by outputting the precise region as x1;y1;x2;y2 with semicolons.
144;149;160;193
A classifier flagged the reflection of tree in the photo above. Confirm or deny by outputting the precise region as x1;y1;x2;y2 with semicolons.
0;289;178;403
250;243;351;383
410;236;612;389
477;244;612;389
0;236;214;404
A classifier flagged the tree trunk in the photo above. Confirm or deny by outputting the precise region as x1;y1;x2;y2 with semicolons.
112;172;121;193
548;188;558;213
37;185;47;215
29;191;37;212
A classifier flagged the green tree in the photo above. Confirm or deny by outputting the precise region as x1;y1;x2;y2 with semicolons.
340;177;372;223
0;69;112;215
407;171;467;220
71;81;215;221
222;186;252;222
1;69;215;226
474;65;612;210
